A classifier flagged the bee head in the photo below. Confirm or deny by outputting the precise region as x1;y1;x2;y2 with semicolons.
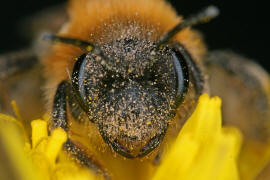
70;37;188;157
45;5;219;158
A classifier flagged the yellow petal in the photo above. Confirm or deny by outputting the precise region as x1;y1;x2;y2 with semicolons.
45;128;67;166
53;162;96;180
31;120;48;148
1;113;95;180
0;114;38;180
11;100;23;122
0;113;29;143
152;94;243;180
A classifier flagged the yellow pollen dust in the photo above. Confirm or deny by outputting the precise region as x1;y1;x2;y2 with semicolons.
86;45;93;51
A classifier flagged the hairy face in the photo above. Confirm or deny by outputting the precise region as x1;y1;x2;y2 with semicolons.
71;37;187;156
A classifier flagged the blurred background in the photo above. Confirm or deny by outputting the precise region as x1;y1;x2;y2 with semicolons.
0;0;268;70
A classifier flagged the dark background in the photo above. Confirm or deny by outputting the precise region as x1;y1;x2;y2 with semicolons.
0;0;269;70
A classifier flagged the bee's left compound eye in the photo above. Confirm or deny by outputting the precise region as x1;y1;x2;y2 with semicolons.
70;42;191;158
171;49;189;106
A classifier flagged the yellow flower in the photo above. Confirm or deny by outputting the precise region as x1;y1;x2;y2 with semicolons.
152;94;242;180
0;94;270;180
0;113;95;180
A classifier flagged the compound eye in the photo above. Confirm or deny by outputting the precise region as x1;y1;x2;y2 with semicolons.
71;53;91;112
71;52;111;115
171;49;189;107
71;54;86;91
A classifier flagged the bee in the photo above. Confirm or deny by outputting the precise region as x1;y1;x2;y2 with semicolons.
0;0;269;179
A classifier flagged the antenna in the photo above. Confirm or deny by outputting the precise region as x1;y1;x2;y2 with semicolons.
43;34;96;52
158;6;219;47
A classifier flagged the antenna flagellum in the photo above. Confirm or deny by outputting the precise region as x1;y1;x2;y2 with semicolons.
158;6;220;47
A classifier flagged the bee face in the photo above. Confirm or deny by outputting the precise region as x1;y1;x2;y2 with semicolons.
70;36;189;157
44;0;213;160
